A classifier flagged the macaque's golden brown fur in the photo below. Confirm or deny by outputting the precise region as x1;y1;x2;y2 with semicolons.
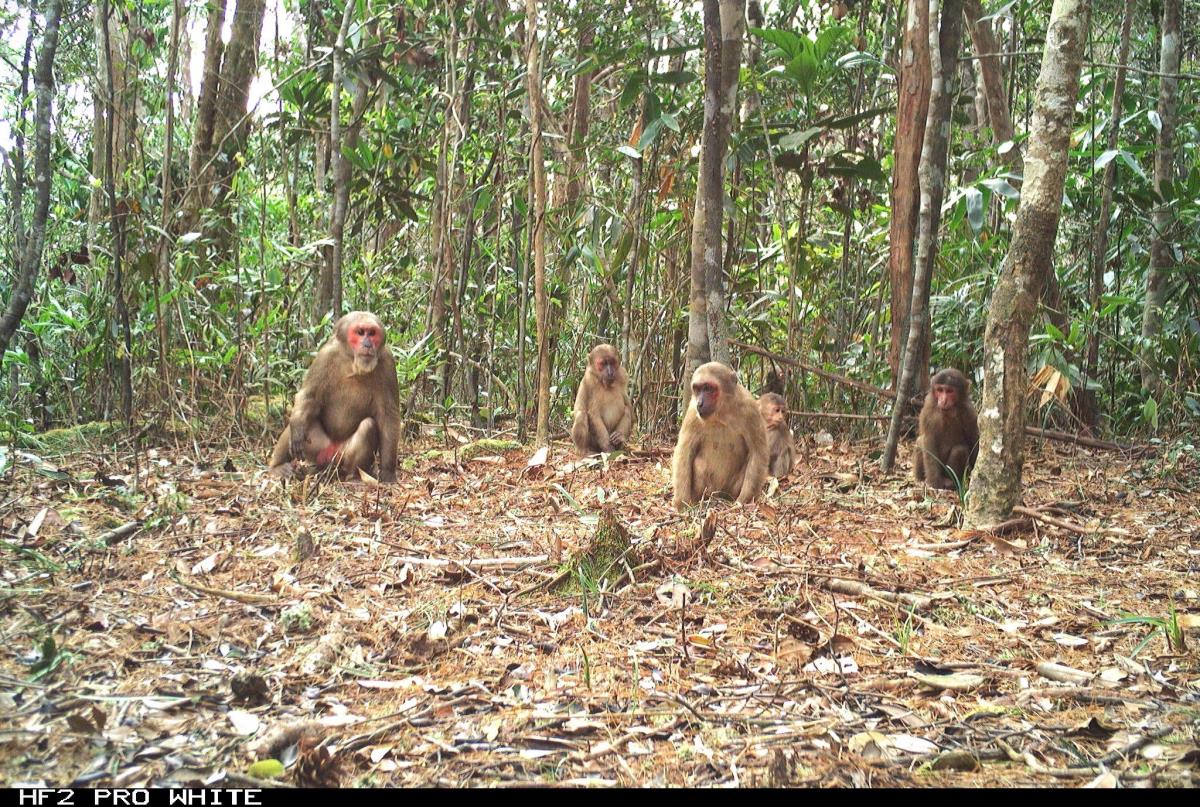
672;362;768;508
758;393;794;478
913;369;978;490
571;344;634;455
270;312;400;482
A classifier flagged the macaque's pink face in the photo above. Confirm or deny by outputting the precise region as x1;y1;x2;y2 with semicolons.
932;383;960;412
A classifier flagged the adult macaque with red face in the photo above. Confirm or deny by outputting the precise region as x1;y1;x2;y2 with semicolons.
913;368;979;490
758;392;794;478
571;344;634;455
269;312;400;482
672;362;768;509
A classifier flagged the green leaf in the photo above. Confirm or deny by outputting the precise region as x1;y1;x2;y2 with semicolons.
749;27;808;61
980;177;1019;199
649;70;697;86
636;117;665;151
1093;149;1119;172
778;127;822;151
1142;397;1159;429
965;187;984;233
1116;150;1147;182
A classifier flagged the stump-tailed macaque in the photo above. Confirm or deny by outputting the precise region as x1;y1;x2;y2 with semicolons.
672;362;768;508
913;368;979;490
758;393;794;478
571;344;634;455
269;311;400;482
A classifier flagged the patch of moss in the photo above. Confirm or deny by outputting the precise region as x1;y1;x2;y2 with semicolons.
244;394;289;428
554;508;639;594
280;603;315;634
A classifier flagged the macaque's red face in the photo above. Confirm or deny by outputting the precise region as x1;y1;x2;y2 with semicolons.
590;347;620;387
693;381;720;418
348;322;382;358
932;383;960;412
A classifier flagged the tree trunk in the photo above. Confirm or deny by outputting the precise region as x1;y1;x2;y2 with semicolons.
526;0;551;445
686;0;744;378
1140;0;1181;395
154;0;184;390
962;0;1018;170
882;0;962;473
318;0;355;317
1080;0;1134;428
182;0;266;244
886;0;931;384
965;0;1091;528
0;0;63;359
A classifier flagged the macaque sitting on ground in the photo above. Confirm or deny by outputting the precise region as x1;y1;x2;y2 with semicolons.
758;393;794;478
571;344;634;455
913;368;979;490
269;311;400;482
672;362;768;508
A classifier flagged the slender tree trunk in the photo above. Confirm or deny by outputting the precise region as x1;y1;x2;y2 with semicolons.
962;0;1017;169
886;0;931;384
1140;0;1181;395
1080;0;1134;428
101;0;133;424
686;0;744;377
882;0;962;473
526;0;551;445
154;0;184;391
319;0;355;317
0;0;63;359
965;0;1092;528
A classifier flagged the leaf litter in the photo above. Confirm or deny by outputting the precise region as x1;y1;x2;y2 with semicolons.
0;432;1198;787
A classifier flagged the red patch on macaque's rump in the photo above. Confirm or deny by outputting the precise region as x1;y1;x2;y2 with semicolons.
316;442;342;467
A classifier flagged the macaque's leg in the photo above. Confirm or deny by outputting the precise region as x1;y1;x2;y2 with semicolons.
946;445;970;484
571;412;594;454
334;417;379;476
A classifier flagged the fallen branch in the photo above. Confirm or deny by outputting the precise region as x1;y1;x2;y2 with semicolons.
170;572;277;605
791;411;889;421
98;521;141;545
817;577;933;611
392;554;548;568
1023;426;1134;453
1012;505;1132;537
731;340;906;402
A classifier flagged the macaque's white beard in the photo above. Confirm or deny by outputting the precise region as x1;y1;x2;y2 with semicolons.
352;354;378;375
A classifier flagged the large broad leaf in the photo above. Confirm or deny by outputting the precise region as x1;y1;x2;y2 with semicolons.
816;106;892;130
785;49;819;95
825;151;885;183
778;127;822;151
749;26;808;61
649;70;697;86
637;116;665;151
814;25;849;62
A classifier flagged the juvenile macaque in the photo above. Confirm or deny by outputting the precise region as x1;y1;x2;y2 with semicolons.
269;312;400;482
758;393;794;478
571;344;634;455
672;362;768;508
913;368;979;490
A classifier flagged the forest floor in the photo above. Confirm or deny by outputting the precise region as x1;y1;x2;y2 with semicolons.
1;426;1199;788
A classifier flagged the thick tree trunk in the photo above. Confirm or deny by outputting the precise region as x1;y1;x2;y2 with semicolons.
182;0;266;244
886;0;931;385
526;0;551;445
965;0;1092;528
0;0;63;359
686;0;744;377
882;0;962;473
1140;0;1181;395
1080;0;1134;427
